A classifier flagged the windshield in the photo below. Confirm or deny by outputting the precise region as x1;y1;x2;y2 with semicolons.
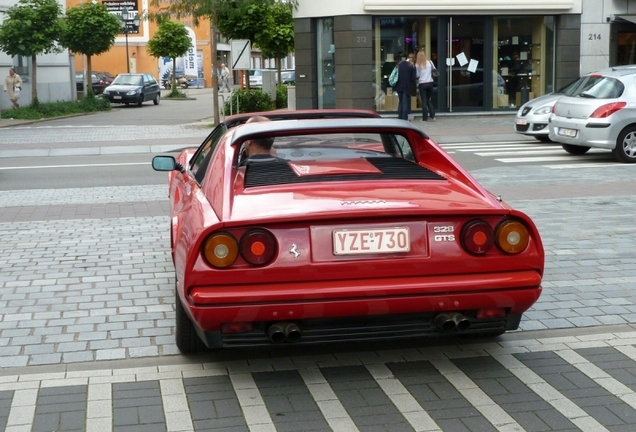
565;75;624;99
112;75;143;86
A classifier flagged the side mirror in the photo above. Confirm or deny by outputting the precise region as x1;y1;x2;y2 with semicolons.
152;155;182;172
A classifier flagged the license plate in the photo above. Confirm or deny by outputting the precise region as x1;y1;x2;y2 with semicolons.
515;118;527;125
113;95;122;100
558;127;577;138
332;227;410;255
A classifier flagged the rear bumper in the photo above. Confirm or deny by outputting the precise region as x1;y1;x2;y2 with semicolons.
183;270;542;346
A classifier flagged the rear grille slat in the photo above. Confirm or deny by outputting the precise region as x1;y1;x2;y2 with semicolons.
244;157;445;188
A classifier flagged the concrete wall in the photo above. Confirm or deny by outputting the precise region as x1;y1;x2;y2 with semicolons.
294;18;317;110
333;15;374;109
555;14;582;90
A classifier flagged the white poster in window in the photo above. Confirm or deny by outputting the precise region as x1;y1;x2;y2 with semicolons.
467;59;479;73
512;36;519;45
446;57;456;67
456;52;468;67
520;51;528;60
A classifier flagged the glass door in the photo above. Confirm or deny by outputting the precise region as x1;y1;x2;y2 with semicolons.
317;18;335;109
446;17;486;111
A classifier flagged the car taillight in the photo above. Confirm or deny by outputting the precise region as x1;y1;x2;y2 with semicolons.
202;232;239;268
461;220;494;255
240;229;277;266
99;80;105;85
495;220;530;254
589;101;626;118
551;103;557;114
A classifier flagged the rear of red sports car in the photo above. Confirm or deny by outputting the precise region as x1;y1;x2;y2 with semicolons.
158;117;544;352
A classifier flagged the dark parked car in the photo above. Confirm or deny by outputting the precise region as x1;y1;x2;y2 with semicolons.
75;71;113;94
102;73;161;106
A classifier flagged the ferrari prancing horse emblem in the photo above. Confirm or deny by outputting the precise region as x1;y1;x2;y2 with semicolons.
289;243;300;260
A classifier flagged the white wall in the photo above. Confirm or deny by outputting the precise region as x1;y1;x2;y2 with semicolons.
295;0;582;18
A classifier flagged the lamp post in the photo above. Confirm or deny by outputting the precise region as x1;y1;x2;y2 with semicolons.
120;8;140;73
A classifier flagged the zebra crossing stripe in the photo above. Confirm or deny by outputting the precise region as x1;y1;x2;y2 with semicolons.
365;363;442;432
430;358;524;431
5;388;37;431
299;368;360;432
230;372;277;432
86;383;112;432
493;354;611;432
160;378;194;432
555;349;636;410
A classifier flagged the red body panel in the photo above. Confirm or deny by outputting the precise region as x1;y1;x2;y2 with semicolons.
163;115;545;346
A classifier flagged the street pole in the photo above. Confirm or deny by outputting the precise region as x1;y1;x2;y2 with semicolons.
125;30;130;73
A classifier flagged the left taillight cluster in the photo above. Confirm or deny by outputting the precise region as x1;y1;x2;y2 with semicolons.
202;229;278;268
461;219;530;255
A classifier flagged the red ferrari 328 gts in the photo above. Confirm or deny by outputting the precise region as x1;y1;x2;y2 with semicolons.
152;110;544;353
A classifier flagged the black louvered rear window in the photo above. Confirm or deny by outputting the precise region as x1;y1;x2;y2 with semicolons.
244;158;445;188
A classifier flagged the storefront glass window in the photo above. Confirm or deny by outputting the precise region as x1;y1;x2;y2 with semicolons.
373;17;437;112
317;18;335;109
494;17;555;109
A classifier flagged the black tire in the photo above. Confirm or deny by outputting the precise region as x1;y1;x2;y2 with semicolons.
183;83;189;89
535;135;552;143
562;144;590;155
137;95;144;107
153;93;160;105
164;83;171;90
613;125;636;163
175;288;207;353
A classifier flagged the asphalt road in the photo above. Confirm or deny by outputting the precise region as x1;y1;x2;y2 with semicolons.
3;99;636;431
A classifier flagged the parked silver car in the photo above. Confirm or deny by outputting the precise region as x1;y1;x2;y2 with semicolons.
515;79;580;142
548;65;636;162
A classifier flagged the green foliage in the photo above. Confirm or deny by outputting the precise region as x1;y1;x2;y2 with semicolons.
60;3;121;58
216;0;275;46
165;89;188;99
258;2;295;61
0;0;64;58
275;85;288;109
147;21;192;60
0;95;111;120
223;89;273;115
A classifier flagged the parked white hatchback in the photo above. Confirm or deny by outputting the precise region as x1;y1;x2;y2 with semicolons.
548;65;636;163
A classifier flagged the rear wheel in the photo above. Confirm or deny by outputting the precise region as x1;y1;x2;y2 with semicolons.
175;287;207;353
562;144;590;155
613;125;636;163
153;92;160;105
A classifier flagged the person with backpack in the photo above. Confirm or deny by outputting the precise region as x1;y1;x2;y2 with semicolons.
392;53;417;120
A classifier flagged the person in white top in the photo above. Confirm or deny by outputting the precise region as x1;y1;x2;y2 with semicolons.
415;50;436;121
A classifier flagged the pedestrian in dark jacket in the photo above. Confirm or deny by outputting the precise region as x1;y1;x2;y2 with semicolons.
393;53;417;120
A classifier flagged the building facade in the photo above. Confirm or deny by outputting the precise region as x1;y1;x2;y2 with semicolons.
293;0;590;113
0;0;74;110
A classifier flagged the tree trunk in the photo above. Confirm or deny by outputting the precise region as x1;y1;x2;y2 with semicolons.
211;22;220;124
172;57;177;89
276;56;281;85
86;55;94;96
31;54;38;105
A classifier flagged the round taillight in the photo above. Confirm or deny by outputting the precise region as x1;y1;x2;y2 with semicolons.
240;229;277;266
495;220;530;254
202;232;239;268
461;220;494;255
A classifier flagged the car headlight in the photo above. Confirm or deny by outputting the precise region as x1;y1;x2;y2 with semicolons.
126;89;139;95
534;105;553;115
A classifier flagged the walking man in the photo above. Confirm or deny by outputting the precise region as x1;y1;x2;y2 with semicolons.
219;63;232;93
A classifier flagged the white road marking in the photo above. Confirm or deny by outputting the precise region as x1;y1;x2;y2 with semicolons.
0;162;149;170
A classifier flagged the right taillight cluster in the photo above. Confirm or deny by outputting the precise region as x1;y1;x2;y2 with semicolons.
461;219;530;255
202;229;278;268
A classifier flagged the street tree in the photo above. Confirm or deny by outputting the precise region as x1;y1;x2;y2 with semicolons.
60;2;121;97
257;1;295;84
0;0;64;105
146;20;192;97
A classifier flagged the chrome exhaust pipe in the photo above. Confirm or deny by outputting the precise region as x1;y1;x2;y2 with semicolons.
434;313;456;333
267;323;286;344
450;312;471;331
284;322;302;343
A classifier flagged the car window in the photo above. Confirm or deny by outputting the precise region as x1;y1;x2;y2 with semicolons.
260;132;415;162
568;76;624;99
113;75;142;85
190;124;229;183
